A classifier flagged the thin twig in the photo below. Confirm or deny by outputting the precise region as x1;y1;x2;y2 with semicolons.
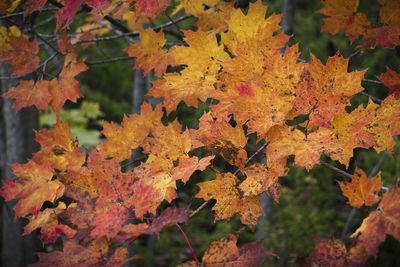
190;200;209;218
75;14;193;44
0;8;59;20
363;79;382;84
85;56;135;65
318;160;353;179
359;91;383;103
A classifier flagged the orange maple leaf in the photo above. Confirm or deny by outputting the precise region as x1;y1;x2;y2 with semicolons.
239;162;287;201
365;94;400;153
32;119;85;172
0;25;40;76
171;156;215;184
23;202;76;245
0;160;64;218
351;185;400;257
124;28;175;77
48;31;88;113
131;162;178;219
213;45;303;137
196;171;264;230
100;102;163;161
338;167;382;208
2;80;51;111
318;0;369;43
151;30;227;112
61;149;136;238
189;112;247;169
331;99;378;167
267;126;342;171
293;53;366;128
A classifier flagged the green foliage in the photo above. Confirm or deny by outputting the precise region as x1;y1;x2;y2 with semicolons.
40;102;103;147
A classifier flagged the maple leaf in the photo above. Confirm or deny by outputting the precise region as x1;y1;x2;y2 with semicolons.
172;0;220;17
61;149;136;238
131;162;178;219
222;1;288;47
266;126;342;171
0;160;64;218
293;53;366;128
239;162;287;201
378;67;400;98
47;32;88;113
32;236;130;267
318;0;370;43
135;0;171;18
99;102;163;161
338;167;382;208
359;0;400;50
189;112;247;169
0;25;39;76
23;202;76;245
213;45;303;137
117;206;190;243
300;237;348;267
180;230;276;266
124;28;175;77
351;185;400;257
196;171;264;230
32;119;85;172
365;94;400;153
171;155;215;184
151;30;227;112
55;0;110;30
195;2;234;34
213;80;294;137
331;99;378;167
22;0;47;16
151;67;219;113
2;80;51;111
142;120;193;165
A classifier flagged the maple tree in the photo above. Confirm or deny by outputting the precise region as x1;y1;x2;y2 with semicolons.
0;0;399;266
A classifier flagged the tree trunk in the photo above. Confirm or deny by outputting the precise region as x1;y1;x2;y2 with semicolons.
1;64;39;266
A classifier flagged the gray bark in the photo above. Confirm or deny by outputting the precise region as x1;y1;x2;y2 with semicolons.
1;64;39;266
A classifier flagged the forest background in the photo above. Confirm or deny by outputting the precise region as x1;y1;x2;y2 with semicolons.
0;0;399;266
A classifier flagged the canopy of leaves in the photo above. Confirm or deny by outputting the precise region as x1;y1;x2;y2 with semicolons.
0;0;399;265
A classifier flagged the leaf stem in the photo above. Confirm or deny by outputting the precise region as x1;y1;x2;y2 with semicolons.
175;223;199;263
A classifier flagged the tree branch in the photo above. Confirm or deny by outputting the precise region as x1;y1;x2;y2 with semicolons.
75;14;193;44
318;160;353;178
0;8;59;20
85;56;135;65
